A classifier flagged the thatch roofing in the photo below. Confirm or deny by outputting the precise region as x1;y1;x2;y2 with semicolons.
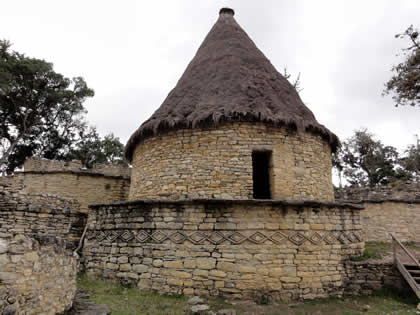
125;8;339;161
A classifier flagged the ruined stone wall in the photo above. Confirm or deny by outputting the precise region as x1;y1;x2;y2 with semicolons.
0;234;77;315
130;123;334;202
335;181;420;202
0;176;86;247
335;183;420;242
83;199;363;301
343;260;404;295
24;157;131;177
18;158;130;212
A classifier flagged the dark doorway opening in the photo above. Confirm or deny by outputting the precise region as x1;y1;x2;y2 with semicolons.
252;151;272;199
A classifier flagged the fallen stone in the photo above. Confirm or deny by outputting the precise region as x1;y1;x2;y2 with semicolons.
362;305;371;312
3;303;17;315
66;289;110;315
191;304;210;314
188;296;204;305
218;309;236;315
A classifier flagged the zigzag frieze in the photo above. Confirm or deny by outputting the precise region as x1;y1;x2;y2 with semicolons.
87;229;362;246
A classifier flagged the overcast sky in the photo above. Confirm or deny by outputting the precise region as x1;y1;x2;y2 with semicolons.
1;0;419;151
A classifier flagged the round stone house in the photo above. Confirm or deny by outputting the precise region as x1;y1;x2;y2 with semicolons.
125;8;339;202
84;8;363;302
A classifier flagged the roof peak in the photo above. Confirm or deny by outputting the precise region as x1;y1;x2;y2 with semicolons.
219;7;235;16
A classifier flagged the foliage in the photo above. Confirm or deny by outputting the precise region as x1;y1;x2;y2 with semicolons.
0;39;94;173
334;129;411;187
66;126;127;168
400;137;420;179
384;25;420;107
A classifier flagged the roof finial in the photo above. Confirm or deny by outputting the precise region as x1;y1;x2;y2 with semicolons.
219;7;235;16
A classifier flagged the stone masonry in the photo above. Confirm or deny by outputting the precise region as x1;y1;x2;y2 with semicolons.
0;234;77;315
130;123;334;202
0;175;86;247
336;183;420;242
84;199;363;301
17;158;131;213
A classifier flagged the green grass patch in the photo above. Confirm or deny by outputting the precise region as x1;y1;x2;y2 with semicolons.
350;241;391;261
77;274;188;315
77;274;418;315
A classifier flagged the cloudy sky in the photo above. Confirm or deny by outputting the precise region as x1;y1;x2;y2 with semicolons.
1;0;419;151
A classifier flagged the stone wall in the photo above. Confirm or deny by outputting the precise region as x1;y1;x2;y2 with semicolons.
359;201;419;243
16;158;131;212
335;181;420;202
24;157;131;177
0;234;77;315
130;123;334;202
335;183;420;242
0;176;86;247
83;199;363;301
343;260;405;296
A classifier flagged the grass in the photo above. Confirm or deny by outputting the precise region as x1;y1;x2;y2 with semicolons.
350;241;392;261
350;241;420;262
77;274;419;315
77;274;188;315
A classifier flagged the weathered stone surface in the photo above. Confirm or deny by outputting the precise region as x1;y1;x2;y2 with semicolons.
6;157;130;213
129;123;334;201
188;296;204;305
83;200;363;301
0;175;87;249
191;304;210;313
335;183;420;242
0;235;77;315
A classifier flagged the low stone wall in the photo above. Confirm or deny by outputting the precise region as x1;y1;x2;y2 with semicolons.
24;157;131;177
83;199;363;301
335;181;420;202
343;260;405;295
0;234;78;315
18;158;131;213
0;176;86;247
335;183;420;242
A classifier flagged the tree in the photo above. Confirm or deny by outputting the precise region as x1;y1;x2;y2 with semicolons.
400;135;420;180
67;126;127;168
0;40;94;173
334;129;410;187
384;25;420;107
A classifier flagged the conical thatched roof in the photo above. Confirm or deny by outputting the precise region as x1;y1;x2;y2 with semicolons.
125;8;338;161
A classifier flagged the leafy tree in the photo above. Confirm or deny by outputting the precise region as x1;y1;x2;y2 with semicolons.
384;25;420;106
0;39;94;173
67;126;127;168
334;129;410;187
400;136;420;179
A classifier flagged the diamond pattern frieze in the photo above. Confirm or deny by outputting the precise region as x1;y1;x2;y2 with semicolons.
289;232;307;246
322;232;337;245
207;231;226;244
248;232;268;244
308;232;323;245
120;230;134;242
135;230;150;243
188;232;207;244
226;232;247;244
106;231;120;242
95;231;107;242
169;231;187;244
91;229;362;246
151;231;168;243
269;232;288;244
